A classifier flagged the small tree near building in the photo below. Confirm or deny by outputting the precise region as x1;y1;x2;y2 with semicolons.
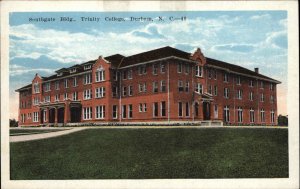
10;119;19;127
278;115;288;126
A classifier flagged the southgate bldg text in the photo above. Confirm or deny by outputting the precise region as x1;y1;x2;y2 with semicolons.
16;46;280;126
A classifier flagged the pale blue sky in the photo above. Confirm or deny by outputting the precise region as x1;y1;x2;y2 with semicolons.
9;11;288;118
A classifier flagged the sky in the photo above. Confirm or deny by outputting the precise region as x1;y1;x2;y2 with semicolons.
9;11;288;120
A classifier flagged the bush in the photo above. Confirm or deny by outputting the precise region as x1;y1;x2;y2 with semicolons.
10;119;18;127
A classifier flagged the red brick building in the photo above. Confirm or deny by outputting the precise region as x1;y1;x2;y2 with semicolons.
16;46;280;126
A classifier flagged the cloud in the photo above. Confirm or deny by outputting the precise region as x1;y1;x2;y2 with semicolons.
212;44;255;53
250;14;271;20
10;64;55;76
265;31;287;49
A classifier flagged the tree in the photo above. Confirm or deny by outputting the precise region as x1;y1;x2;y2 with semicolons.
278;115;288;126
9;119;19;127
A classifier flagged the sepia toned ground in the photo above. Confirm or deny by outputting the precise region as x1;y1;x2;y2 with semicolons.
10;127;288;179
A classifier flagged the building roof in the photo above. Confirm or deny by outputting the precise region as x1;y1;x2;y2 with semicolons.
15;46;281;92
15;83;32;92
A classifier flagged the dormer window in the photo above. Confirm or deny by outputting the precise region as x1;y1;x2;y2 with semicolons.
95;66;105;82
57;72;63;77
70;68;76;73
84;65;92;70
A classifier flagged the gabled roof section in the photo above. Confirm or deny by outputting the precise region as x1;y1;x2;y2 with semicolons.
81;59;97;66
119;46;191;68
105;54;125;67
206;58;281;83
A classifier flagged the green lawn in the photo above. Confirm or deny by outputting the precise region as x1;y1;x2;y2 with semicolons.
10;129;67;136
10;128;288;179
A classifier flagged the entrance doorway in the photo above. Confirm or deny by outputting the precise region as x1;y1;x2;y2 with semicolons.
57;107;65;123
70;107;81;123
203;102;210;120
49;108;55;123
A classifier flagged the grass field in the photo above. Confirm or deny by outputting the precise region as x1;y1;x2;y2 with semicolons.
10;129;67;136
10;128;288;179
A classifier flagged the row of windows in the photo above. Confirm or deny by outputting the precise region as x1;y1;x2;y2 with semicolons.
223;106;275;123
222;88;275;102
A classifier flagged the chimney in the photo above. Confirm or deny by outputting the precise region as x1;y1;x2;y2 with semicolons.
254;68;259;73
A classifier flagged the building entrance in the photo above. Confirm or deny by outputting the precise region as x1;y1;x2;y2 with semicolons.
203;102;210;120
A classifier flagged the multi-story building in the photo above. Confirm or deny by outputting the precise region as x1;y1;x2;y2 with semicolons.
16;46;280;126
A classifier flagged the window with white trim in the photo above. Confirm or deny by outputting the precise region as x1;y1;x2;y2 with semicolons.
208;85;212;95
122;70;127;80
70;68;76;73
73;77;77;87
223;106;230;123
55;94;60;102
44;82;51;92
64;93;68;100
214;70;217;80
139;103;143;112
224;88;229;99
96;69;105;82
208;69;212;79
72;91;78;100
138;65;147;75
178;102;183;117
122;86;127;96
185;102;190;117
33;82;40;94
84;73;92;84
153;64;158;75
185;81;189;92
128;69;133;79
185;64;190;74
236;76;241;85
84;89;92;100
250;108;255;123
260;108;265;122
177;63;182;73
112;86;118;98
95;87;105;98
122;105;127;118
44;96;50;102
84;65;92;70
160;63;166;73
112;105;118;119
224;73;229;82
161;101;166;117
138;83;146;93
33;97;39;105
43;110;47;122
237;89;243;99
178;80;184;92
161;80;166;92
249;80;254;87
270;83;274;91
139;103;147;112
260;81;264;89
128;104;133;118
64;79;68;88
83;107;92;120
55;81;60;90
128;85;133;96
195;66;203;77
260;93;264;102
214;85;218;96
249;91;254;101
270;95;274;103
271;110;275;123
95;105;105;119
153;82;158;93
113;70;118;81
33;112;39;122
195;83;203;94
153;102;159;117
237;107;243;123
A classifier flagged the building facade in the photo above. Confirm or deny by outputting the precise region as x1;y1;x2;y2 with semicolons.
16;46;280;126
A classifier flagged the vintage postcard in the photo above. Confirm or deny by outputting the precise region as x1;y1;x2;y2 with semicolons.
1;1;299;189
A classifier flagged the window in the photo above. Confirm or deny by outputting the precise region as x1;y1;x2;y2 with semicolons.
55;94;60;102
195;83;203;94
195;66;203;77
223;106;230;123
139;103;147;112
178;102;183;117
185;102;190;117
143;103;147;112
236;76;241;85
122;70;127;80
178;80;184;92
161;101;166;117
128;85;133;96
271;110;275;123
96;69;105;82
122;105;127;118
249;91;254;101
33;112;39;122
43;110;47;122
55;81;60;90
33;97;39;105
113;70;118;81
177;63;183;73
70;68;76;73
139;103;143;112
128;104;133;118
214;70;217;80
112;86;118;98
73;77;77;87
44;82;51;92
237;89;243;99
44;96;50;102
84;73;92;84
270;95;274;103
138;65;147;75
84;89;92;100
64;93;68;100
122;86;127;96
83;107;92;120
260;93;264;102
153;82;158;93
84;65;92;70
185;64;190;74
270;83;274;91
128;69;133;79
185;82;189;92
95;87;105;98
153;64;158;75
260;108;265;122
249;80;254;87
161;80;166;92
112;105;118;119
237;107;243;123
33;82;40;94
250;108;255;123
260;81;264;89
95;105;105;119
208;85;212;94
64;79;68;88
208;69;212;79
27;113;31;119
224;88;229;99
139;83;147;92
160;63;166;73
153;102;159;117
214;86;218;96
224;73;229;82
72;91;80;101
214;105;218;118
